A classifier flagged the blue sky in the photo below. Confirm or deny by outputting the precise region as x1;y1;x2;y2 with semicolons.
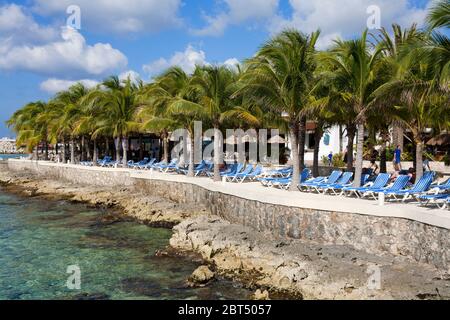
0;0;437;137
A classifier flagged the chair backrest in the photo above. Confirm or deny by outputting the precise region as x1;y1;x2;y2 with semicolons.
371;173;391;189
240;165;254;175
361;174;370;185
423;171;436;180
300;168;311;182
235;163;245;174
410;174;433;192
325;170;342;184
336;172;353;185
389;175;410;191
252;165;263;176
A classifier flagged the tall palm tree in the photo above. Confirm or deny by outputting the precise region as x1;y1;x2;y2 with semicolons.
237;29;320;190
138;67;190;163
52;83;91;164
86;76;141;165
7;101;50;159
187;65;239;181
318;30;387;187
375;24;426;150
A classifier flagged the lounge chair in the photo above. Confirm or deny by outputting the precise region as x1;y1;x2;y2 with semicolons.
137;158;156;169
418;193;450;208
226;164;254;182
271;168;311;189
384;174;434;202
361;175;410;200
232;165;263;183
129;158;149;169
159;159;179;172
430;178;450;191
298;170;342;192
322;174;369;195
178;160;206;175
221;163;244;177
313;172;354;194
341;173;391;198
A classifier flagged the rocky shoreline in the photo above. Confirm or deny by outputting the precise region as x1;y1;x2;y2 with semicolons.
1;167;450;299
0;168;206;228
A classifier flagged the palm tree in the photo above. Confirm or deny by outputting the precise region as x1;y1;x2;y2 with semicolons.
138;67;190;163
427;0;450;30
187;65;239;181
7;101;50;159
86;76;141;165
52;83;91;164
375;32;450;180
237;29;320;190
318;30;387;187
375;24;426;150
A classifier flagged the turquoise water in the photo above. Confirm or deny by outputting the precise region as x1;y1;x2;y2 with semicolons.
0;190;251;300
0;154;27;160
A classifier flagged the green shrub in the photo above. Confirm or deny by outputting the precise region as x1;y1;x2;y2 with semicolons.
322;153;345;167
444;154;450;166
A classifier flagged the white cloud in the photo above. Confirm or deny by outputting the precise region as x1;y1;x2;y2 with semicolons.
119;70;142;83
32;0;182;34
0;4;58;46
192;0;279;36
143;45;240;77
143;45;207;76
271;0;429;49
40;78;99;94
0;26;127;77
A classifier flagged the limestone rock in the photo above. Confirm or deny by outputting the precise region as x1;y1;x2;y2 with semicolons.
253;289;270;300
188;265;215;285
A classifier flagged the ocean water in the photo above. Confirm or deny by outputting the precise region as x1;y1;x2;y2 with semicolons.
0;190;251;300
0;154;27;160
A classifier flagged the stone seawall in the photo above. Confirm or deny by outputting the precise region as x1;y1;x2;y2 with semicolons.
6;159;450;271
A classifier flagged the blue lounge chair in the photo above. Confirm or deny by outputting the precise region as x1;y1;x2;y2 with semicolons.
430;178;450;191
137;158;156;169
341;173;391;198
233;165;263;183
385;174;434;202
361;175;410;200
299;170;342;192
129;158;149;169
271;168;311;189
221;163;244;177
313;172;354;194
178;160;205;175
159;158;179;172
227;164;254;182
323;174;369;195
418;193;450;208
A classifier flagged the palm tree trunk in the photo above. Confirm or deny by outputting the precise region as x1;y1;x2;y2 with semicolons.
33;147;38;160
70;138;75;164
415;139;424;181
105;137;110;156
313;125;323;177
298;117;307;171
380;142;387;173
122;137;128;166
162;130;169;162
289;121;300;191
353;123;365;187
213;126;222;182
188;133;195;177
339;125;344;153
93;139;98;166
346;124;356;172
114;137;121;161
139;134;144;160
86;137;91;160
61;137;66;163
44;141;49;161
81;136;85;162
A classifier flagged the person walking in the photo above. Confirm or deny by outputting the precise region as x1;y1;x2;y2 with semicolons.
393;145;402;171
328;151;333;166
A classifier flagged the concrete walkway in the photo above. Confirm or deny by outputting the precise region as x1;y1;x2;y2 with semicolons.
8;159;450;230
130;169;450;230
